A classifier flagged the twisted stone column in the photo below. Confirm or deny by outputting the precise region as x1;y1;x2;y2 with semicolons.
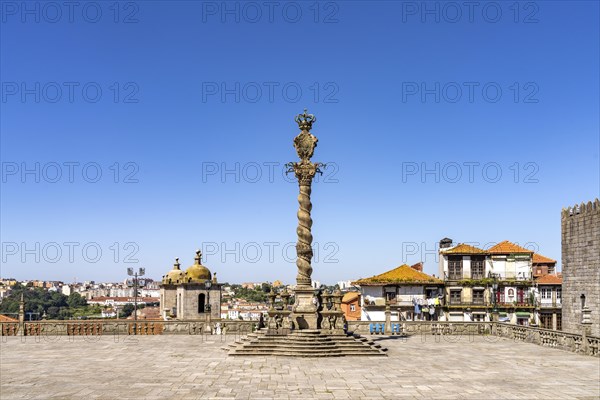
287;109;322;288
295;164;316;286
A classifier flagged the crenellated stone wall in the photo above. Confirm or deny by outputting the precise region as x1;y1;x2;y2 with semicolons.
561;199;600;337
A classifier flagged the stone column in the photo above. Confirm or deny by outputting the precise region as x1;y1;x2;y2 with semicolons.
287;110;324;330
384;301;391;334
18;293;25;336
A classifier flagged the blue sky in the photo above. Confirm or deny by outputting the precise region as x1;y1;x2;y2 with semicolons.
1;1;598;284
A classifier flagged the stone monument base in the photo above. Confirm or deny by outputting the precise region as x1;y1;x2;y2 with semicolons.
291;285;319;330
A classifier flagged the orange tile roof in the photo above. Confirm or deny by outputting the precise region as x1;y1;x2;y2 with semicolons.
342;292;360;303
488;241;534;254
0;314;18;322
535;274;562;284
353;264;442;285
533;253;556;264
440;243;487;254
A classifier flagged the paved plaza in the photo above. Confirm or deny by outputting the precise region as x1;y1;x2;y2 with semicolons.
1;334;599;399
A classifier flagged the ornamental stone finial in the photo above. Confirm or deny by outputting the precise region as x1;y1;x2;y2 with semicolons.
174;258;180;270
292;109;319;162
295;108;316;132
195;250;202;264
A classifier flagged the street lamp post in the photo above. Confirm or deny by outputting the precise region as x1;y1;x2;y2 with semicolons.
492;276;499;322
204;279;212;334
127;267;145;335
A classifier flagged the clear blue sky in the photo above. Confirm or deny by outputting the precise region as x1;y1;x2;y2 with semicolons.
1;1;598;284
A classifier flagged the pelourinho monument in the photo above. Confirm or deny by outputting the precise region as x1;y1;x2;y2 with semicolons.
286;109;326;330
227;110;386;355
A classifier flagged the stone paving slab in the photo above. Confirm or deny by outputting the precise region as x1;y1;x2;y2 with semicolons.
1;335;598;399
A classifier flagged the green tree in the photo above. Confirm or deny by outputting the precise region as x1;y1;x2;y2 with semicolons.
67;293;87;308
46;306;60;319
261;282;272;293
120;304;135;318
58;308;72;320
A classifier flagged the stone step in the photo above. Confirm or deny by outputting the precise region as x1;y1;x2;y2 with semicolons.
245;340;371;348
227;330;387;357
231;347;383;354
239;343;371;351
230;349;385;357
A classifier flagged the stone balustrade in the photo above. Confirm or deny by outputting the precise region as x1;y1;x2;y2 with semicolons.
0;320;256;338
346;321;599;357
2;320;597;357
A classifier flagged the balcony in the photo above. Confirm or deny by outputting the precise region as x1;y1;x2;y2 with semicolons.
447;300;490;308
497;301;535;309
539;300;562;308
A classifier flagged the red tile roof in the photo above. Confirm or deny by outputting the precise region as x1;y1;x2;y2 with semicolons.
342;292;360;303
535;274;562;285
533;253;556;264
353;264;442;285
488;241;534;254
0;314;18;322
440;243;487;254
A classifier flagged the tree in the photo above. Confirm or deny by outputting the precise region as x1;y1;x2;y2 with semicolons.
120;304;135;318
67;293;87;308
46;306;60;319
0;285;88;320
261;282;272;293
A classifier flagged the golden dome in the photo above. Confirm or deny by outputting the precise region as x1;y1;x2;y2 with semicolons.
162;258;184;285
184;250;212;283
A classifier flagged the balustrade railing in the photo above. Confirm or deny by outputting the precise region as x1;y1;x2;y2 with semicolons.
2;319;597;357
0;320;256;337
345;321;598;357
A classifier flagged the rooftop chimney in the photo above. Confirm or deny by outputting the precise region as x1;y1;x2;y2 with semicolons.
410;262;423;272
439;238;453;249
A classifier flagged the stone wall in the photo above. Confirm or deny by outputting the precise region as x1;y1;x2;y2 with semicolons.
561;199;600;337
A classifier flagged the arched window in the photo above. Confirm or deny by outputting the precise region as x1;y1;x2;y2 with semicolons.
508;289;515;297
177;293;181;316
198;293;206;313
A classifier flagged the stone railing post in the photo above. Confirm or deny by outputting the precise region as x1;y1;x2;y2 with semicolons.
581;306;592;354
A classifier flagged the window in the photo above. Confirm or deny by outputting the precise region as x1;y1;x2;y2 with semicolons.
540;314;552;329
556;314;562;330
472;289;484;304
471;256;485;279
508;289;515;297
496;289;505;303
448;256;463;280
350;304;356;312
198;293;206;313
541;288;551;299
450;290;462;304
556;288;562;301
386;290;397;302
517;288;525;303
473;314;485;322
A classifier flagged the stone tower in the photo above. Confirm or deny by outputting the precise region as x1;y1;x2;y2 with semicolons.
561;199;600;337
160;250;221;321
